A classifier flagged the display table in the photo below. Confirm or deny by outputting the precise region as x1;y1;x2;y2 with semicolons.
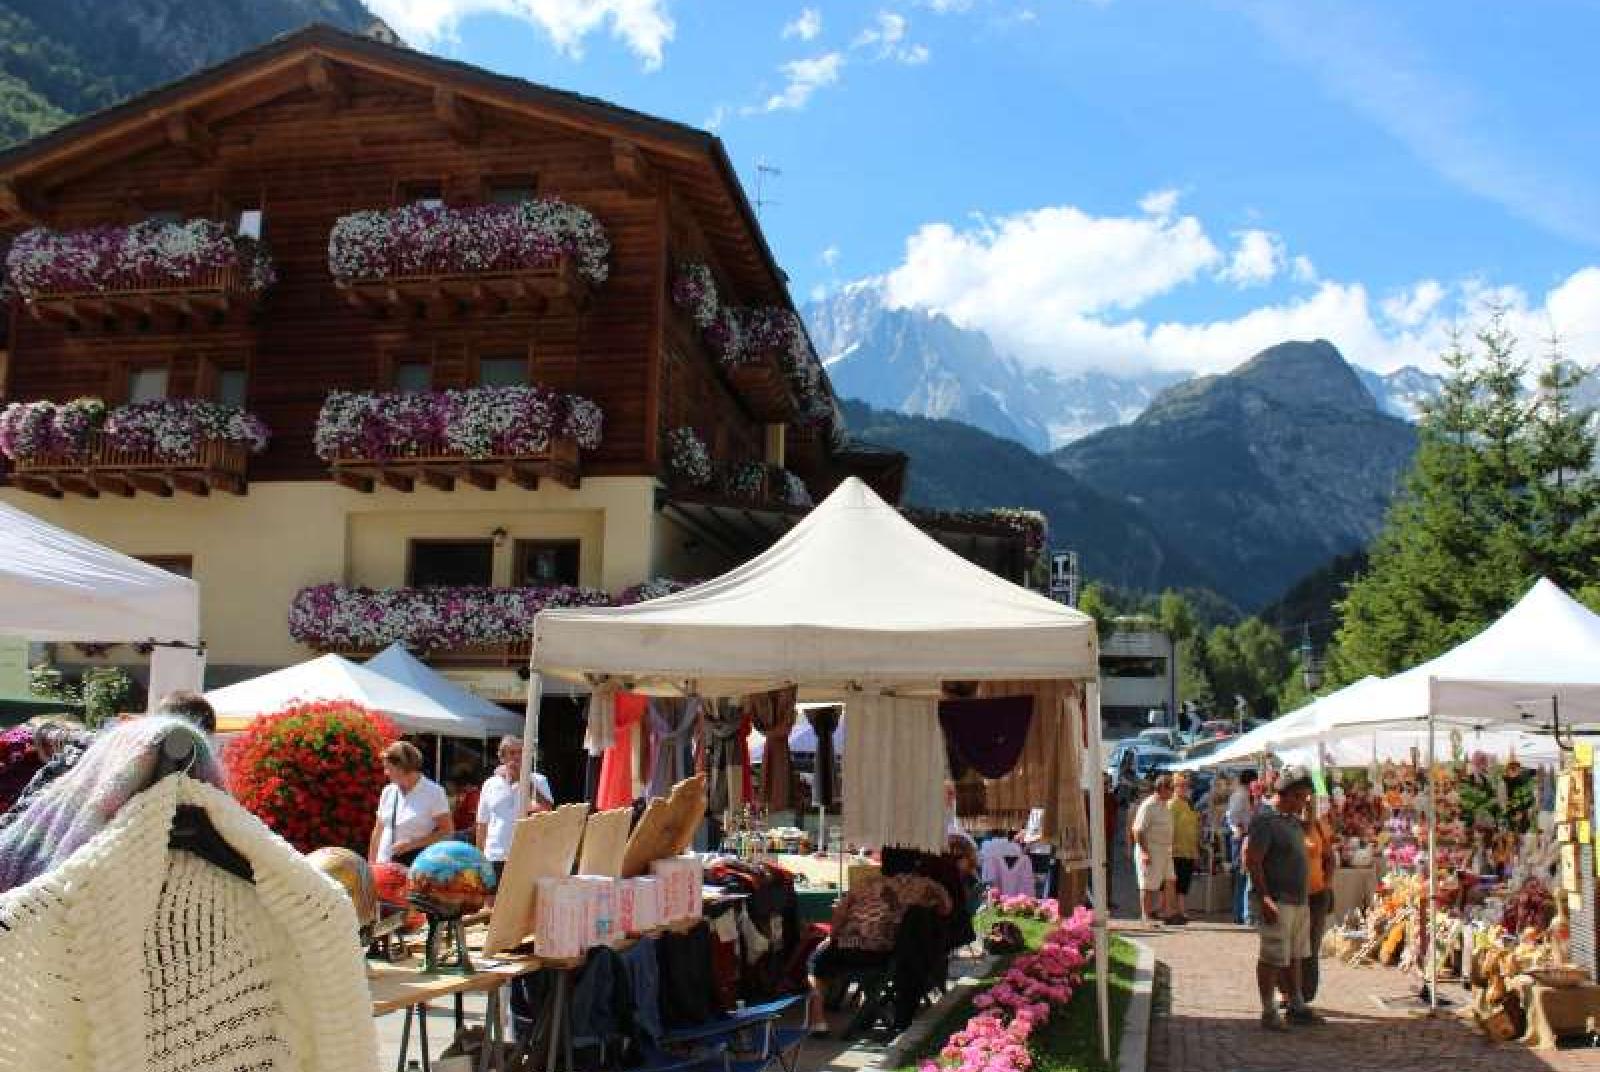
1330;866;1377;922
1513;978;1600;1050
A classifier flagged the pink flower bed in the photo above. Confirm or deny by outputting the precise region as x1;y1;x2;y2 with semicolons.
924;901;1094;1072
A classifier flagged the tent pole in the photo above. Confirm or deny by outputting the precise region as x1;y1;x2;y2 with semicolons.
1425;684;1438;1013
1085;680;1111;1064
517;663;545;815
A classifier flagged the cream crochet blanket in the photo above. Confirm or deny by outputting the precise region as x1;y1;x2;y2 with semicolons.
0;775;378;1072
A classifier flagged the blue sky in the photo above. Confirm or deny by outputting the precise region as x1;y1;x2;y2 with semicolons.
367;1;1600;375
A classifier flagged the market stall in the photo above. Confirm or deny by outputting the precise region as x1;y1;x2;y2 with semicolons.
522;478;1114;1059
0;499;203;695
364;642;523;737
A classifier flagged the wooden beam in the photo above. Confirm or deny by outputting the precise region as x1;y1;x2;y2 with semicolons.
433;88;481;146
164;111;217;163
505;463;538;490
463;466;496;491
0;180;47;226
89;472;134;498
127;472;174;497
210;472;246;496
172;472;210;497
418;466;454;492
14;475;62;499
57;474;98;499
611;139;652;195
333;468;374;493
379;468;414;493
305;55;350;110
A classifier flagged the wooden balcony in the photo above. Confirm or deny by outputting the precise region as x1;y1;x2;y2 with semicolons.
725;351;799;421
19;265;263;331
324;640;532;668
10;432;249;498
329;435;581;493
335;258;592;320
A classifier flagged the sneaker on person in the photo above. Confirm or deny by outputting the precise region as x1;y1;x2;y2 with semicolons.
1260;1010;1287;1032
1286;1005;1324;1026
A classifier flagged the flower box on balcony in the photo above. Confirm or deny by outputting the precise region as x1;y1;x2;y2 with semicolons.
0;398;267;498
4;219;274;329
289;583;613;656
328;199;608;318
314;384;602;493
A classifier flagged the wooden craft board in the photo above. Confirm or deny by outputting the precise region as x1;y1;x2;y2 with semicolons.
483;802;590;954
622;773;706;877
577;807;633;877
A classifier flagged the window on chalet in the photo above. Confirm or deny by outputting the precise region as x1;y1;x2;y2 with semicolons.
486;177;536;204
514;540;580;588
137;555;194;579
398;180;445;208
214;368;249;407
393;361;433;393
237;209;264;239
408;540;494;588
127;367;170;403
476;355;528;387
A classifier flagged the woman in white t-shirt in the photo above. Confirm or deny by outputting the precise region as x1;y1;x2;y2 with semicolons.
367;741;453;866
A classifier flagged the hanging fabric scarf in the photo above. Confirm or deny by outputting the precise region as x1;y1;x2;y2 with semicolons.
844;693;946;853
747;687;799;812
583;681;619;757
596;693;647;810
701;700;748;818
938;696;1034;779
647;697;701;799
807;706;842;809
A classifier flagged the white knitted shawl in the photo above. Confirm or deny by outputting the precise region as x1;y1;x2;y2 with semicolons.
0;775;379;1072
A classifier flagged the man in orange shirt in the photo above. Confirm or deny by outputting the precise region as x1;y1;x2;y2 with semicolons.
1300;794;1338;1003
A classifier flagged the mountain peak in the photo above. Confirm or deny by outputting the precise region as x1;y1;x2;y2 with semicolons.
1231;339;1378;412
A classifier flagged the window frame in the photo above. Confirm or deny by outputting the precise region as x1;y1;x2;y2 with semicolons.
482;174;538;204
512;539;582;589
395;177;445;208
472;348;531;388
124;363;173;404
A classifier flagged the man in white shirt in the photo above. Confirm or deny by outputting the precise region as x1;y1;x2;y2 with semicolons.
476;736;554;880
1132;775;1177;926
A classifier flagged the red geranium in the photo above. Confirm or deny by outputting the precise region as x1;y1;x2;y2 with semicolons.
224;700;398;853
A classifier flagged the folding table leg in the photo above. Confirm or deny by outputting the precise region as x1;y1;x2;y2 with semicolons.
544;972;569;1072
477;986;501;1072
418;1002;432;1072
397;1007;414;1072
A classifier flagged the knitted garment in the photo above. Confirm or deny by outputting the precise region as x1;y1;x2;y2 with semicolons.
0;727;94;834
0;774;378;1072
0;718;224;892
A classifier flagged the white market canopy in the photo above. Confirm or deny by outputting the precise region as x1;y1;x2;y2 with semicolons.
364;643;523;737
1278;578;1600;745
530;477;1098;695
207;653;492;736
0;500;199;645
1172;676;1383;770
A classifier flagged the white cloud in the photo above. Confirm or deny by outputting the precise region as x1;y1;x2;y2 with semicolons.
853;10;930;64
873;195;1600;376
783;7;822;41
753;52;845;113
821;245;841;269
1239;2;1600;246
1218;229;1287;288
365;0;674;68
703;104;729;131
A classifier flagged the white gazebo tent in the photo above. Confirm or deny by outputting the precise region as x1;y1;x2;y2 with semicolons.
1274;578;1600;1009
206;653;492;737
364;643;523;737
524;478;1114;1059
1172;676;1384;771
0;500;203;694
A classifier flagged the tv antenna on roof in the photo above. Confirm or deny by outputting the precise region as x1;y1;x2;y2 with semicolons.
753;161;782;219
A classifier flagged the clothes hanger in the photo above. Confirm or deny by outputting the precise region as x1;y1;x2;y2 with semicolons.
153;730;255;884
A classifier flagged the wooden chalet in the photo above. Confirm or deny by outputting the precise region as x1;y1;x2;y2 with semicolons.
0;25;1035;700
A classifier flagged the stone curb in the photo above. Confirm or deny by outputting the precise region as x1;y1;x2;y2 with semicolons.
1118;938;1157;1072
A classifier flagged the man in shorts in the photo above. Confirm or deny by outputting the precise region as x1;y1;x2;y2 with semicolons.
1244;765;1323;1030
1132;774;1176;926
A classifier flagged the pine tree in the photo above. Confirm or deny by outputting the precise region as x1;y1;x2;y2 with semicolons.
1333;314;1600;680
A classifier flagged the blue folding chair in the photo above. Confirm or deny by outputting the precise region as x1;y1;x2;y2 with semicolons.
660;994;809;1072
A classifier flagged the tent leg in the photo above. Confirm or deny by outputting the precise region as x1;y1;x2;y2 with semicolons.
1426;703;1438;1013
517;666;545;814
1086;681;1111;1064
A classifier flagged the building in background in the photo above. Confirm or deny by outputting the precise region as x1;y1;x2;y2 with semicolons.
1098;618;1176;738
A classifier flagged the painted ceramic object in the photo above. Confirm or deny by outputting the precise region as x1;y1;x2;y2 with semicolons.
306;846;379;927
407;840;497;914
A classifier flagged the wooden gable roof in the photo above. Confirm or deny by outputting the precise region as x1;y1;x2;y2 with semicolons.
0;23;791;306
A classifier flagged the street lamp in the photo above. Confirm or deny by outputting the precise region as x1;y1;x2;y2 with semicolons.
1299;624;1324;692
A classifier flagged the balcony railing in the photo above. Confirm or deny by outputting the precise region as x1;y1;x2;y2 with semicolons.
334;257;593;319
10;430;250;498
315;385;601;493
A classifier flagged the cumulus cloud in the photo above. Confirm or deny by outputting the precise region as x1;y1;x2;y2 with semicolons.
821;245;841;269
754;52;845;113
874;195;1600;376
853;11;930;64
1218;229;1287;288
365;0;674;68
783;7;822;41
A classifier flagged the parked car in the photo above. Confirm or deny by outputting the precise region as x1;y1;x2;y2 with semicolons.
1136;727;1184;751
1106;741;1181;799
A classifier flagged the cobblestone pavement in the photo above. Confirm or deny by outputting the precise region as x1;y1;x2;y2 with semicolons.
1130;916;1600;1072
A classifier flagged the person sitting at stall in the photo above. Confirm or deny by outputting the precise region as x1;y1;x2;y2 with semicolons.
804;870;952;1036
